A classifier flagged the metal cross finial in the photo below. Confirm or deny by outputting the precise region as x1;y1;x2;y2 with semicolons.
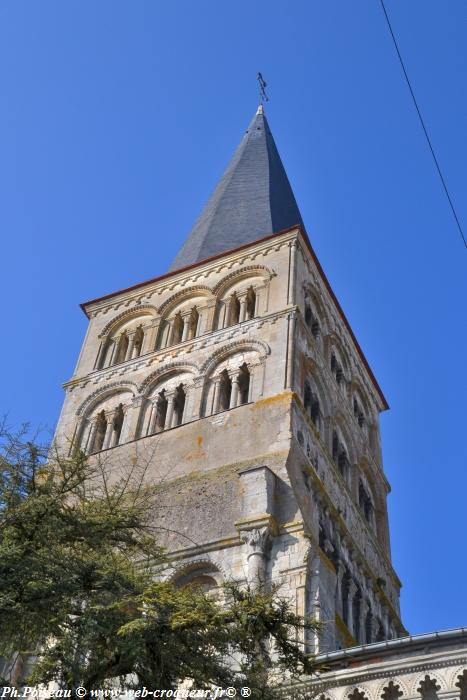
257;72;269;104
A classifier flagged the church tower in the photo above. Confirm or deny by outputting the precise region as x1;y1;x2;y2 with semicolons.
55;105;405;652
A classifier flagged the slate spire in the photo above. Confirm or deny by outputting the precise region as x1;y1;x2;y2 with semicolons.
169;105;304;271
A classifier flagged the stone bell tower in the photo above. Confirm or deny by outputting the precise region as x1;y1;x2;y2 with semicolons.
55;104;405;652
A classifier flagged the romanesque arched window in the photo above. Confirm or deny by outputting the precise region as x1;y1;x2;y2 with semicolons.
79;389;133;454
96;311;155;369
139;369;195;437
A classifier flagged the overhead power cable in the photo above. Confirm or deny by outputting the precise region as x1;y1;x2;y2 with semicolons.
379;0;467;250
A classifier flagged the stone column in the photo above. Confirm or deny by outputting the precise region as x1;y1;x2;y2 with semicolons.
181;312;191;342
219;302;227;329
210;378;221;415
142;399;155;436
241;526;271;588
125;332;136;362
165;392;175;429
143;320;160;354
94;339;107;370
239;294;247;323
230;374;239;408
83;419;96;454
202;301;217;334
122;397;143;441
107;339;117;367
103;412;115;450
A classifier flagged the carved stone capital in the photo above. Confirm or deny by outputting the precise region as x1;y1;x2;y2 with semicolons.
241;525;272;558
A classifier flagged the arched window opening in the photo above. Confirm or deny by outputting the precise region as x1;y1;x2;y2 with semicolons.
171;313;184;345
331;352;345;385
352;587;361;641
112;403;124;446
115;332;129;365
173;384;186;427
188;307;199;339
332;431;349;480
133;326;144;359
92;411;107;453
359;480;374;524
418;677;441;700
353;398;365;427
332;431;339;461
305;303;320;338
228;293;240;326
245;286;256;320
238;363;250;405
304;381;312;412
218;370;232;411
338;449;349;479
155;391;168;433
375;621;385;642
381;681;403;700
342;570;351;626
304;380;320;428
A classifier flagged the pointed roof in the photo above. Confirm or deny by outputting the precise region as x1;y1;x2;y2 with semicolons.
169;106;304;271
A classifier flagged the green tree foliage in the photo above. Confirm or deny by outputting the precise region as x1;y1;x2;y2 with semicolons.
0;424;319;696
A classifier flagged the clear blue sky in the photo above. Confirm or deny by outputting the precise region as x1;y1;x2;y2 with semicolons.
1;1;466;636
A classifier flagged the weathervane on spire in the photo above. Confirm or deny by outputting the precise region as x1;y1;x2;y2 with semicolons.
257;72;269;105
